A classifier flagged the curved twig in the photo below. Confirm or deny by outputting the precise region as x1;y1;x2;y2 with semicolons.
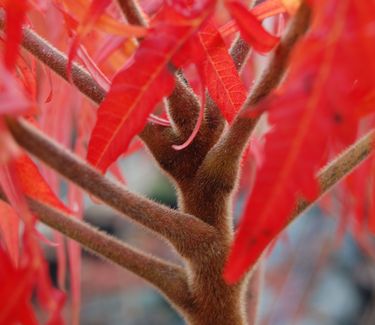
293;130;375;218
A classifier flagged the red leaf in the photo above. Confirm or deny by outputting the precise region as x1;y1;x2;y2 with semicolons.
0;201;19;265
167;0;215;18
224;65;324;283
251;0;286;20
66;0;112;78
35;252;66;325
224;0;375;283
66;0;146;78
226;1;279;53
76;44;110;91
0;246;38;325
14;154;71;213
3;0;28;71
199;21;247;121
0;64;31;116
87;4;213;172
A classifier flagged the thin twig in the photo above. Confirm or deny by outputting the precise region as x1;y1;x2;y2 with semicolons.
0;189;192;309
6;118;216;255
293;130;375;218
230;36;251;72
117;0;147;26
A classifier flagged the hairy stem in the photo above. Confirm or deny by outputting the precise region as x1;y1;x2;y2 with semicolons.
117;0;147;26
230;36;251;72
6;118;216;255
0;189;191;310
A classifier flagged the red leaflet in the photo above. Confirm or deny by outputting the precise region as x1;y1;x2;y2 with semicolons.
3;0;28;71
224;57;326;283
199;21;246;121
76;44;111;91
167;0;214;18
14;154;71;213
0;246;38;325
0;201;19;265
88;3;213;172
0;63;31;115
226;1;279;53
225;0;375;283
66;0;146;78
66;0;112;78
16;54;38;104
251;0;286;20
34;245;66;325
87;34;173;171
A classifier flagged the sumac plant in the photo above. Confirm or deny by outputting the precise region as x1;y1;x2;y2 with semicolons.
0;0;374;324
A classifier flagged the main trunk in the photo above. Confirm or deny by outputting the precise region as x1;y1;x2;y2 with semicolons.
178;239;248;325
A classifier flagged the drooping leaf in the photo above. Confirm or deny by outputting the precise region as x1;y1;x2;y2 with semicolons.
66;0;112;77
87;2;214;172
3;0;29;71
67;0;145;75
58;0;147;36
0;245;38;325
25;232;66;325
14;154;71;214
251;0;287;20
76;44;111;91
226;0;280;53
198;20;246;121
0;201;19;265
34;244;66;325
0;63;31;115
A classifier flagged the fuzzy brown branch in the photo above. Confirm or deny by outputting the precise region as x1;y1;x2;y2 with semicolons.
198;2;312;192
0;189;191;310
230;36;251;72
117;0;147;26
6;118;216;256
